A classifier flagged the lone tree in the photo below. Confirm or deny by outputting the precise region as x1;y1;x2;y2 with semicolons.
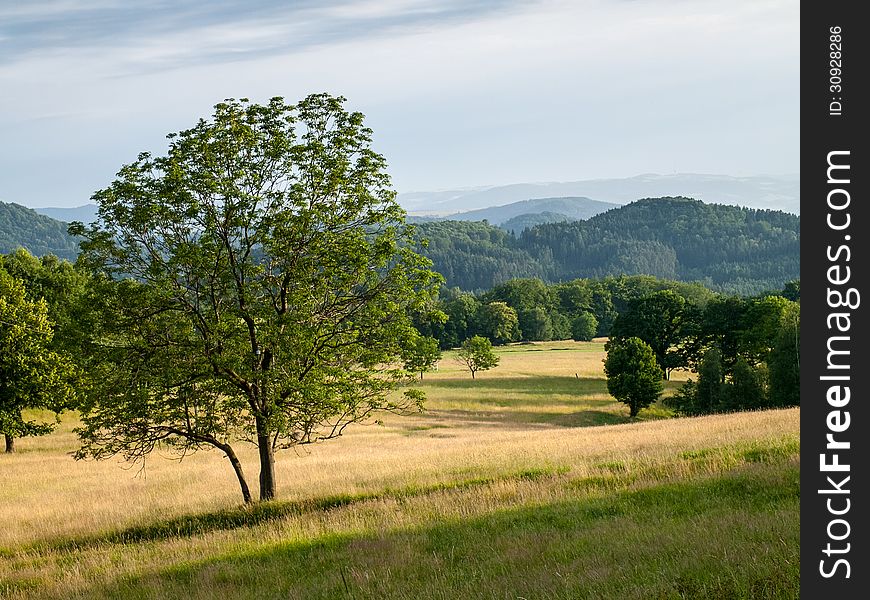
603;337;663;418
71;95;441;503
401;333;441;379
0;267;77;452
456;335;499;379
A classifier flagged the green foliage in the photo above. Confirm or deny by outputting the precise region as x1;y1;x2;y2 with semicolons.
725;358;767;411
0;266;78;451
609;289;688;378
517;306;553;341
670;351;770;416
401;334;441;379
781;279;800;301
414;197;799;295
499;211;572;234
603;337;663;417
71;94;441;502
0;249;90;357
571;311;598;341
474;301;520;345
0;202;80;261
456;336;499;379
768;303;800;408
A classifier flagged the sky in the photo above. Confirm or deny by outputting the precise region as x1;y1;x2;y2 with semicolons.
0;0;799;208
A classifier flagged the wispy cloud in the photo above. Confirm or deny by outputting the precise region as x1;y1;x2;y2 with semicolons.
0;0;799;207
1;0;526;72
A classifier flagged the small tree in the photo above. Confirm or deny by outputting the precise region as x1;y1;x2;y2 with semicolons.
402;334;441;379
457;335;499;379
0;268;77;452
603;337;663;417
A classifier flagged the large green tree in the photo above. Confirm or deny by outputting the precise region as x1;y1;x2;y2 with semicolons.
0;267;77;452
1;249;90;357
475;301;520;345
71;95;441;503
603;337;663;418
768;302;800;407
609;290;688;379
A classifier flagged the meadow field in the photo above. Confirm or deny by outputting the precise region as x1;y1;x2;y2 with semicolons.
0;341;800;599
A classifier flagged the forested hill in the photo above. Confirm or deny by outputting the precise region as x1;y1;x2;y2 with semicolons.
2;197;799;295
0;202;79;260
414;197;799;295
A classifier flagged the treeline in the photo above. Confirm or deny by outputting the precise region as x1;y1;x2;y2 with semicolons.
0;202;80;261
412;274;798;349
411;271;800;414
413;197;799;295
606;288;800;414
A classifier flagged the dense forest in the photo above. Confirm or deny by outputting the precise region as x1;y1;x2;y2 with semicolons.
2;197;798;296
0;202;80;260
414;197;799;295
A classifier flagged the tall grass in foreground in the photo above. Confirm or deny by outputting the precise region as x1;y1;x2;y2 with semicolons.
0;342;799;599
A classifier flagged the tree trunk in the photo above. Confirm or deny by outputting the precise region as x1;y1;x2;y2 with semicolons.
4;433;13;453
471;370;475;379
223;445;252;504
256;417;276;501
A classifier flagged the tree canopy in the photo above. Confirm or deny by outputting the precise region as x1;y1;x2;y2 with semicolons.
71;94;441;503
0;266;78;452
603;337;663;418
456;336;499;379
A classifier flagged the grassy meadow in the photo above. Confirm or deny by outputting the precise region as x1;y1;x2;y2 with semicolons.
0;341;799;599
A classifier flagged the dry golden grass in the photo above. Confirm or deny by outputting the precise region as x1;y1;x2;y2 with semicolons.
0;341;799;599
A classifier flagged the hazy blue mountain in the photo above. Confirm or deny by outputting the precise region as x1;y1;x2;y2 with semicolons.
398;173;800;215
32;204;100;224
446;197;618;225
0;202;80;260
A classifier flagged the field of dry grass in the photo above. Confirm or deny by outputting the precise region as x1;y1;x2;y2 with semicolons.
0;341;800;599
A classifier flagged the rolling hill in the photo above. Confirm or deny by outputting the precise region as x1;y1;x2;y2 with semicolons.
0;201;80;260
3;197;798;295
413;197;799;294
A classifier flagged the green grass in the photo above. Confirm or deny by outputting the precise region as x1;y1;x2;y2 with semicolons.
71;451;798;600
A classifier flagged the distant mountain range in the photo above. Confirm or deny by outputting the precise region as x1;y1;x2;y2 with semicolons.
3;184;799;296
32;204;100;224
26;174;800;230
407;196;619;232
398;173;800;216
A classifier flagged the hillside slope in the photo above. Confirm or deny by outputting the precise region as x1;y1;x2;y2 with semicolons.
0;202;80;260
415;197;799;294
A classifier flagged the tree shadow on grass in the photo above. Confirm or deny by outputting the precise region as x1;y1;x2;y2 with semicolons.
425;407;629;428
60;461;799;600
17;470;552;557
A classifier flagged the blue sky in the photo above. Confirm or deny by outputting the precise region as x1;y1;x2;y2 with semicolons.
0;0;799;208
